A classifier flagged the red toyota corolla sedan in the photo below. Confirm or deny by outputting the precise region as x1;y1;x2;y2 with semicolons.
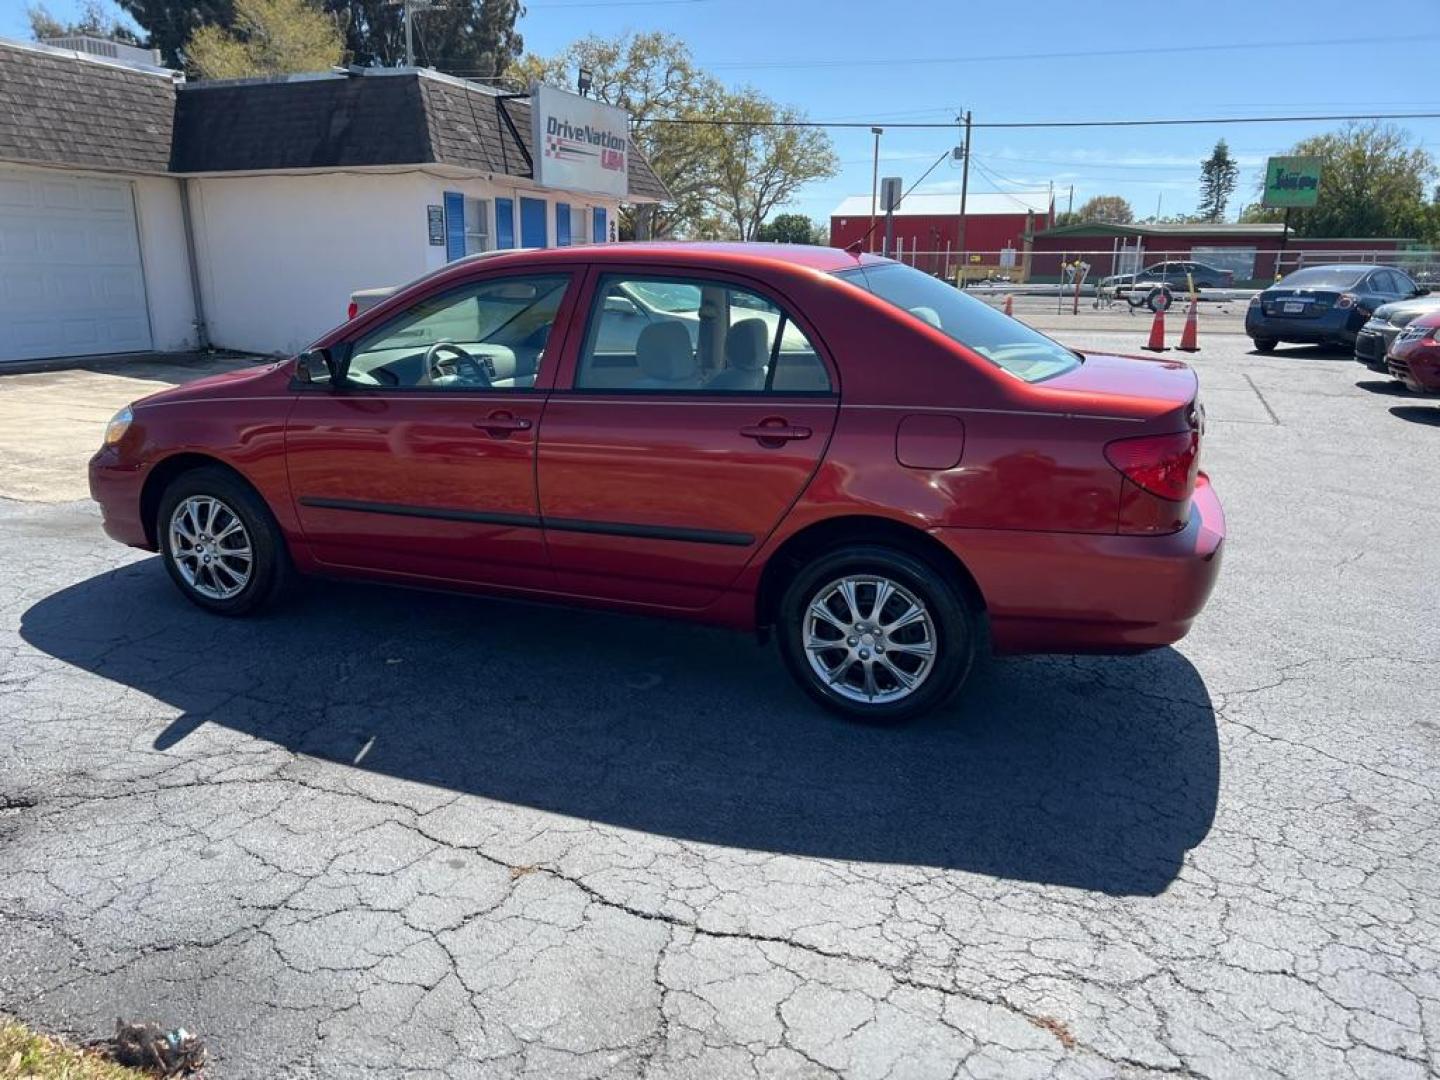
1387;309;1440;394
90;244;1224;721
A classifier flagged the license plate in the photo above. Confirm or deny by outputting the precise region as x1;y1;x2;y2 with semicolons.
1284;301;1305;313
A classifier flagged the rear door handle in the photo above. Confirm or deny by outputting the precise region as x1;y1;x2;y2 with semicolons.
475;412;532;435
740;421;812;444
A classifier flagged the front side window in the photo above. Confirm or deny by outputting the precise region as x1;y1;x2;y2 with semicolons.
344;274;569;391
838;262;1080;383
574;274;832;393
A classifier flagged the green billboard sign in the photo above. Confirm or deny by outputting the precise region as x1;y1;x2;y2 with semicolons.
1263;156;1322;209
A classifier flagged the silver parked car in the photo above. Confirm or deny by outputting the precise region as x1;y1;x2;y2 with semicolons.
1354;295;1440;372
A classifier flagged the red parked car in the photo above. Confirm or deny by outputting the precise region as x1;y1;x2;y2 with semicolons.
1387;310;1440;394
90;244;1224;721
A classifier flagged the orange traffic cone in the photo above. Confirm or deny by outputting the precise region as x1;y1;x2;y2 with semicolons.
1003;294;1013;317
1142;305;1168;352
1176;296;1199;352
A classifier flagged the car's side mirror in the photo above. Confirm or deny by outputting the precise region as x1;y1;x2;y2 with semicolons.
604;296;639;317
1414;288;1430;297
295;348;337;386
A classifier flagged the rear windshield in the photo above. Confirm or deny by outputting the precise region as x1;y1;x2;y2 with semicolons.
836;263;1080;383
1278;267;1368;289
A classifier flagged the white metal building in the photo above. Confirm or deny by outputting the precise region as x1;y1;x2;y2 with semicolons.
0;38;668;362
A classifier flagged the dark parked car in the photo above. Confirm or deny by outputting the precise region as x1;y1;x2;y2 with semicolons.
1387;310;1440;394
1100;260;1235;293
1245;264;1425;352
1353;295;1440;371
90;244;1224;722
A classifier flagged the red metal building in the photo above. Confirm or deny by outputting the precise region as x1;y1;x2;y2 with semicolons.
829;192;1053;270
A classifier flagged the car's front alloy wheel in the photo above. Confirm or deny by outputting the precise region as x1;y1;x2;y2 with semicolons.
157;466;290;615
778;545;977;722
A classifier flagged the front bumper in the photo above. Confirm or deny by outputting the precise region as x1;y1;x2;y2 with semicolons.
1388;342;1440;393
1353;325;1397;369
89;446;152;549
931;475;1225;655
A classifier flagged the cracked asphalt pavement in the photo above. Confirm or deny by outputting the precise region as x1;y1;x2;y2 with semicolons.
2;335;1438;1078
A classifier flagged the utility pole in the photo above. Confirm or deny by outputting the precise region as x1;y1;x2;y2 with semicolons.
404;0;414;66
869;127;883;253
1067;184;1074;218
392;0;444;67
956;110;971;285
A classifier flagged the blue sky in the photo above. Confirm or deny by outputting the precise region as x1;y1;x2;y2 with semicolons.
6;0;1438;225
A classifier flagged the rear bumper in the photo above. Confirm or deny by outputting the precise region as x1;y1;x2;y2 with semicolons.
933;475;1225;654
88;447;152;549
1246;308;1361;344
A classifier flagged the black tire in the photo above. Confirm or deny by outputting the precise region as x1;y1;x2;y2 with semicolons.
776;545;978;723
156;466;291;616
1146;287;1173;313
1252;337;1278;353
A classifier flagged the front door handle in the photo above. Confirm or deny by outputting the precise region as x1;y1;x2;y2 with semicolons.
475;412;532;436
740;419;812;445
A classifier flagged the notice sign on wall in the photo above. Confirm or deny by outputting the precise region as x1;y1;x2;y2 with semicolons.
427;204;445;245
530;82;629;199
1262;156;1322;209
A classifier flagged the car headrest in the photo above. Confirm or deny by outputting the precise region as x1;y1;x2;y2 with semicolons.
725;318;771;372
635;321;696;382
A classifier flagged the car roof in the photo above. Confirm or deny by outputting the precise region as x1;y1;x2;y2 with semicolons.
445;242;880;275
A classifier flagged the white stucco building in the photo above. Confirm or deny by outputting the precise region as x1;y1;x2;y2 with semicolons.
0;37;668;363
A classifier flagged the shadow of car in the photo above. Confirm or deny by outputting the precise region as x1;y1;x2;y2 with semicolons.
19;559;1220;897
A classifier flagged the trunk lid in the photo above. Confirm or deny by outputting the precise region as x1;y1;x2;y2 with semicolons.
1259;287;1341;320
1040;351;1198;412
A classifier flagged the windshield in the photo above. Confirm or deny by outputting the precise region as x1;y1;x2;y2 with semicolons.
1278;266;1368;290
837;263;1081;382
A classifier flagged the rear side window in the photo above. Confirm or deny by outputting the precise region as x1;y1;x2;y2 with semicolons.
838;262;1080;383
574;273;832;394
1278;267;1368;290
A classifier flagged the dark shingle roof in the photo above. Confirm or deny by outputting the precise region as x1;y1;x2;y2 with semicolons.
0;39;175;173
173;70;670;202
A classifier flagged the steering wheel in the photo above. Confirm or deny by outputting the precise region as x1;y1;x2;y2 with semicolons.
423;341;491;387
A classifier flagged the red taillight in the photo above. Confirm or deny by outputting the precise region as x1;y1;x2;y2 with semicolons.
347;301;358;320
1105;431;1199;502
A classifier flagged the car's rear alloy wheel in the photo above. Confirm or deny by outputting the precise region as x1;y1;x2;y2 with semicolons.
779;546;977;722
157;467;290;615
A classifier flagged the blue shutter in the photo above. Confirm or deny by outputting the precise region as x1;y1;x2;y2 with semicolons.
443;191;465;262
592;207;607;244
556;203;571;246
495;198;515;249
520;197;548;248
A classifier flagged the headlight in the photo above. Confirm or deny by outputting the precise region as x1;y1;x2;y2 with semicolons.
103;405;133;446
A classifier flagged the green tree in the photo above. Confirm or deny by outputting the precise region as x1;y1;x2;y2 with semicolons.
707;87;836;241
1197;139;1239;222
1245;123;1436;239
756;212;823;244
186;0;344;78
28;0;141;43
1076;195;1134;224
328;0;522;79
514;32;723;239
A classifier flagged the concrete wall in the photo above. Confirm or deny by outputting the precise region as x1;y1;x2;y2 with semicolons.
190;170;624;356
131;174;198;352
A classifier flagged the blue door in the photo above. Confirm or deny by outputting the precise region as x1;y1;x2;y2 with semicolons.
520;197;548;248
555;203;571;246
593;207;607;244
495;198;515;249
443;191;465;262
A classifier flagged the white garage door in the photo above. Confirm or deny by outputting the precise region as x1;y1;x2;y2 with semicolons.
0;167;152;363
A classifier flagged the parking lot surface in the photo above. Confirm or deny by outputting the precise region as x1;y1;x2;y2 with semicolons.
2;335;1438;1079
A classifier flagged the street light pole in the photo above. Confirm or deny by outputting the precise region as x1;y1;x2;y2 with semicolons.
869;127;883;253
956;110;972;285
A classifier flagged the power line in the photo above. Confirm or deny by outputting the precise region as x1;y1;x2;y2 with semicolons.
642;112;1440;130
703;34;1439;72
